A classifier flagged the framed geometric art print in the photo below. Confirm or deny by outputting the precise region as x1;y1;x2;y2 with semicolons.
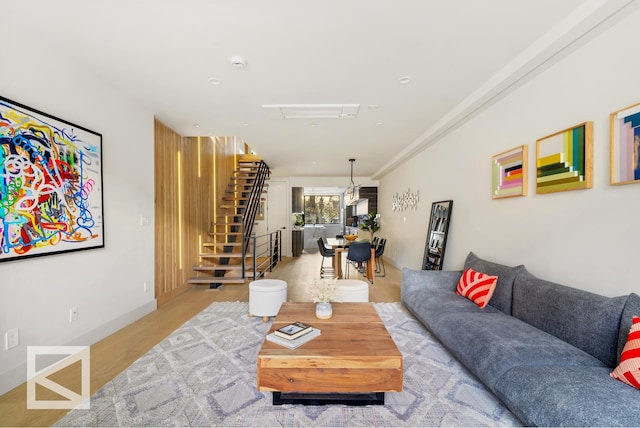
610;102;640;186
0;96;104;262
536;122;593;194
492;145;528;199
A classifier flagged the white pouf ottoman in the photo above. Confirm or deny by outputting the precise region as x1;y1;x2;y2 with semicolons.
249;279;288;322
334;279;369;302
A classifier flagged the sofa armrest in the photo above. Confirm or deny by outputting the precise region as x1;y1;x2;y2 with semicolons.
401;267;461;301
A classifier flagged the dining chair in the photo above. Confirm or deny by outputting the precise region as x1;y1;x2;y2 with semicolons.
317;238;336;279
345;241;371;280
375;238;386;277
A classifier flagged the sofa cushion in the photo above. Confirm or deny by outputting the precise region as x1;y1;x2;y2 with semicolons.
495;366;640;427
401;268;460;296
618;293;640;363
403;288;503;337
512;268;627;368
463;251;524;315
611;316;640;390
456;268;498;308
429;311;605;393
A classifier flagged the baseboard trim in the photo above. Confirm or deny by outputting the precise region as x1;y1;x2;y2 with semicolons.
0;300;157;396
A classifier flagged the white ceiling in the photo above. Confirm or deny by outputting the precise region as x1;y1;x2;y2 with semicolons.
1;0;635;178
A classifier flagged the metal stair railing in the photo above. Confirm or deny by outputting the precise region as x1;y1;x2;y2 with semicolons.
240;160;270;277
248;229;281;279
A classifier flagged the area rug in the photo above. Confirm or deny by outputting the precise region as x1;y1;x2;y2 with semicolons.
55;302;521;427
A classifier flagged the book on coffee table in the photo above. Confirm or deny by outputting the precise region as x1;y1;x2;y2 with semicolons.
267;328;321;349
274;321;313;340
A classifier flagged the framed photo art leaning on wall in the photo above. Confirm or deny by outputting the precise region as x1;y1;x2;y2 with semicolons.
0;96;104;262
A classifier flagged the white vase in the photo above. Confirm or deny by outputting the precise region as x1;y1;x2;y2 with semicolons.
315;302;333;319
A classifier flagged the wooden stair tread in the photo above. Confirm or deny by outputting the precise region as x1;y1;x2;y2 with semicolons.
193;265;254;271
222;196;265;201
199;253;244;258
202;242;243;247
219;206;246;211
187;277;248;285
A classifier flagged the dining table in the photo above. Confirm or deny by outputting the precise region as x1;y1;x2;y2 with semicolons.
325;238;375;283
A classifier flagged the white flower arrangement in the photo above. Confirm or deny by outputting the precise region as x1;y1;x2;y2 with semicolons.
307;278;339;303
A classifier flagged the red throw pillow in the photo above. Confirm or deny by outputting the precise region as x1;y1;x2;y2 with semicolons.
456;268;498;308
611;316;640;390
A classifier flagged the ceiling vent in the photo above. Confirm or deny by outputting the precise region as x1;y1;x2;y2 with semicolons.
262;104;360;119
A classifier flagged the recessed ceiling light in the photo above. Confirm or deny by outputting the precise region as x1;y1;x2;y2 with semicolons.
241;122;249;126
311;123;317;127
208;77;222;85
368;104;379;109
230;56;247;68
193;124;200;128
398;76;411;84
375;121;383;125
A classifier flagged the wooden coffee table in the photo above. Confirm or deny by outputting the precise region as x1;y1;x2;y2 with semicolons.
257;302;403;405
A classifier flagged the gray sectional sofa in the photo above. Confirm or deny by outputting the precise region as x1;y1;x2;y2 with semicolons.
401;252;640;427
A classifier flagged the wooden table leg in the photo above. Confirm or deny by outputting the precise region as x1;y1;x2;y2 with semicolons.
366;248;375;283
334;249;344;279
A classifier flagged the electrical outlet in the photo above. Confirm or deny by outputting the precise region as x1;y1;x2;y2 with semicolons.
143;281;150;292
5;328;19;350
139;215;150;226
69;307;78;322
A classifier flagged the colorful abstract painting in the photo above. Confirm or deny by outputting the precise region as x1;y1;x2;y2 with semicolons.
492;145;527;199
0;96;103;262
610;102;640;185
536;122;593;194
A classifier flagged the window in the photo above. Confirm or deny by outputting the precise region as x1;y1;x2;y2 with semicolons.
304;195;341;224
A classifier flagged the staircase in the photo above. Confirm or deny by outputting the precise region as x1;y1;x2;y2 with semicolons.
188;159;274;288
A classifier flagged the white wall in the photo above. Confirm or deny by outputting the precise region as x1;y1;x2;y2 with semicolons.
0;39;156;394
380;7;640;298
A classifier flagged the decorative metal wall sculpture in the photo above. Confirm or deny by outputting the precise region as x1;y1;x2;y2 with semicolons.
392;188;419;211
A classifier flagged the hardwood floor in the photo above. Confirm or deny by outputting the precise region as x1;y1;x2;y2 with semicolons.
0;252;401;427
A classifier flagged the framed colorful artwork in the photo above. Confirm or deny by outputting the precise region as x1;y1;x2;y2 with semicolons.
535;122;593;194
492;145;528;199
0;96;104;262
610;102;640;185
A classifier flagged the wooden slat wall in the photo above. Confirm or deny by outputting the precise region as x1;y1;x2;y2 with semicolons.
154;119;183;304
215;136;238;210
154;121;245;305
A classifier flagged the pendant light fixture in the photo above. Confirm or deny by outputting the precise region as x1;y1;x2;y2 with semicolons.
346;158;360;201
